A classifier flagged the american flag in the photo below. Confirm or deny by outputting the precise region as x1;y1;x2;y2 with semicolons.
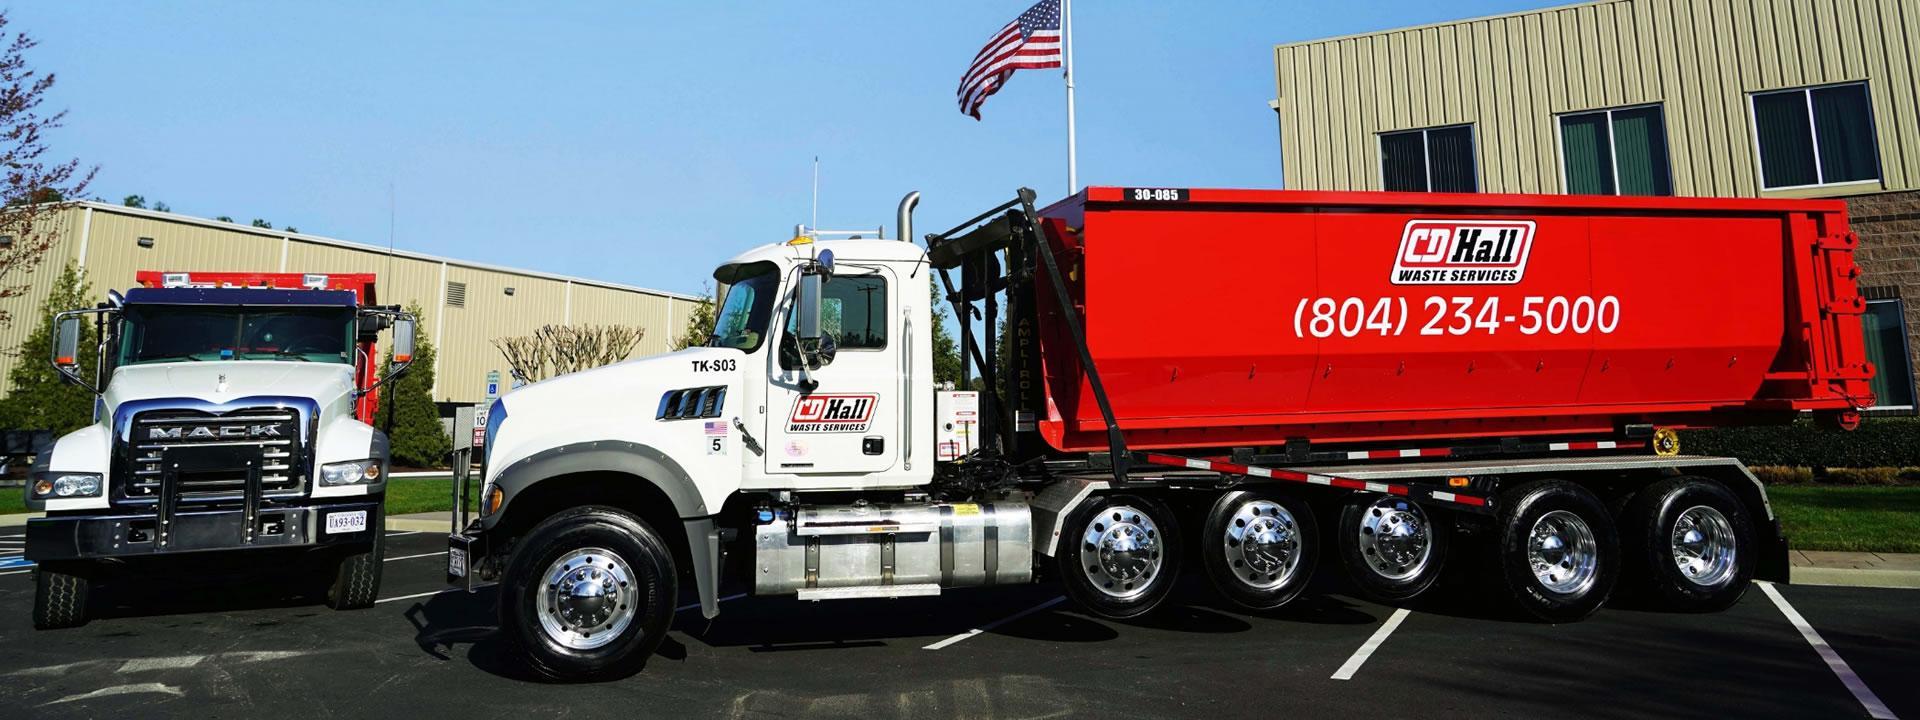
956;0;1063;120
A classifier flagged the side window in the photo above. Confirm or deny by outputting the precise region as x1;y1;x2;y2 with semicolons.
782;274;888;368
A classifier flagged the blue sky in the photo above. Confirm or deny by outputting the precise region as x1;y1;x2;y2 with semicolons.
17;0;1550;296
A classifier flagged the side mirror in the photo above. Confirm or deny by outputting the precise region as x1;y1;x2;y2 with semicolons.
392;317;417;365
53;316;81;371
797;273;823;342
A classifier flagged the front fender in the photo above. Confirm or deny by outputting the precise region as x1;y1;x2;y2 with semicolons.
479;440;707;532
29;425;112;512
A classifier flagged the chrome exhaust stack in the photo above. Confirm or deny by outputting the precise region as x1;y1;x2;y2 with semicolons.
897;191;921;243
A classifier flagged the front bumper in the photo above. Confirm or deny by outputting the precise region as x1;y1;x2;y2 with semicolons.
25;502;382;561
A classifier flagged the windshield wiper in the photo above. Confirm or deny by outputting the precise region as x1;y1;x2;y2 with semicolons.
140;354;205;363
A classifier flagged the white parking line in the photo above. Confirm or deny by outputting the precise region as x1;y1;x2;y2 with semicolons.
375;589;458;605
922;596;1066;650
385;531;423;538
1758;582;1897;719
384;551;444;562
675;592;746;613
0;568;30;577
376;588;746;611
1332;607;1412;680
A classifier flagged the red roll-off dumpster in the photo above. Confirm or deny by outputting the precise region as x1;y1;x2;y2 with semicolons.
1031;187;1876;452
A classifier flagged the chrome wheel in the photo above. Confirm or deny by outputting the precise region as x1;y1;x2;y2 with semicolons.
1079;504;1164;599
1221;499;1303;590
1355;498;1431;582
535;547;639;651
1671;505;1738;589
1528;510;1598;596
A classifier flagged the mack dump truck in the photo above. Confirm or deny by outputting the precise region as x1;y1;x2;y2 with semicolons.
448;187;1874;679
26;271;416;628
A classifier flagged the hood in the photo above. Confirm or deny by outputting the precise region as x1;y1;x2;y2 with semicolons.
499;346;742;421
105;361;357;410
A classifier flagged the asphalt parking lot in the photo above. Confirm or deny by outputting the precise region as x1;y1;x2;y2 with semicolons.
0;530;1912;719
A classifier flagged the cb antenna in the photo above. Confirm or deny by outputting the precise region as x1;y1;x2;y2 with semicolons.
810;156;819;236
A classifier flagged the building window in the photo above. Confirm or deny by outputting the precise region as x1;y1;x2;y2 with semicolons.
1863;297;1915;412
1560;105;1672;196
1379;125;1477;192
1750;83;1880;190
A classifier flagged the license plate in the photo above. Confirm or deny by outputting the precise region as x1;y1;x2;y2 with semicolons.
324;510;368;534
448;547;468;578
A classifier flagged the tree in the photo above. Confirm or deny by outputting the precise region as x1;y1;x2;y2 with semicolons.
671;284;717;350
0;12;95;330
494;324;645;384
122;194;145;209
930;283;963;388
382;302;450;468
214;216;233;223
283;226;297;233
250;218;272;229
0;262;96;433
152;201;169;213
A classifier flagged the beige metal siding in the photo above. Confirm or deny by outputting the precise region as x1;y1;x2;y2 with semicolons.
0;206;87;369
1274;0;1920;198
0;204;701;406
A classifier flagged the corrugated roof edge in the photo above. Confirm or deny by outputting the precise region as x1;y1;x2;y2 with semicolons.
63;200;707;303
1272;0;1623;51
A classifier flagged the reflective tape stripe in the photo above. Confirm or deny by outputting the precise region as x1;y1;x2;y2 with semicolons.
1134;453;1489;508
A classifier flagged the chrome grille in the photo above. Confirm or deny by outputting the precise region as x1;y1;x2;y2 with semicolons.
123;408;306;503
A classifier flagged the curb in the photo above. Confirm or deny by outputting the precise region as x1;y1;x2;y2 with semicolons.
1792;567;1920;590
386;517;451;533
6;511;1918;590
2;512;448;534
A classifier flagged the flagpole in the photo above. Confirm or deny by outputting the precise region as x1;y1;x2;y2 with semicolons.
1063;0;1078;196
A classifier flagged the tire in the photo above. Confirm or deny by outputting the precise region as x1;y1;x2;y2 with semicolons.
1339;494;1448;603
1057;494;1180;620
1622;477;1754;612
500;506;677;680
326;530;385;610
33;562;92;630
1201;490;1317;610
1492;480;1620;623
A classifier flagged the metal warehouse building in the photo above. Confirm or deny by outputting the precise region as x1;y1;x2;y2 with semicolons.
1271;0;1920;413
0;201;705;406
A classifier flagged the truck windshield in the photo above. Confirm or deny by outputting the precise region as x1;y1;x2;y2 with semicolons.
117;305;357;365
709;264;778;352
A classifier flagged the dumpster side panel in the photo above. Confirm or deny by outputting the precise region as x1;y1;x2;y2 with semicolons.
1033;188;1870;453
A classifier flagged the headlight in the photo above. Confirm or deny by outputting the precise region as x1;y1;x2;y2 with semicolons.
32;473;103;499
320;459;384;486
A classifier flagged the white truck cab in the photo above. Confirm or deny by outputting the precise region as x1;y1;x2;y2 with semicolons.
26;275;416;629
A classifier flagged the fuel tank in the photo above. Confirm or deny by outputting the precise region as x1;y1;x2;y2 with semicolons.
1030;187;1875;452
